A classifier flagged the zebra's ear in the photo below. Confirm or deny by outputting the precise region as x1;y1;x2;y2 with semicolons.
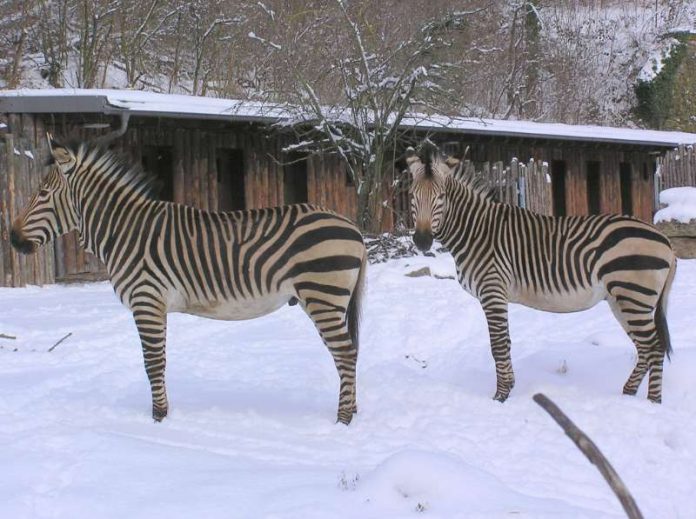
444;156;460;175
49;139;76;175
405;147;420;167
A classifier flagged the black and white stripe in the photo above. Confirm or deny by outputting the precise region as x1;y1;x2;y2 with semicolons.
11;140;367;424
407;144;676;403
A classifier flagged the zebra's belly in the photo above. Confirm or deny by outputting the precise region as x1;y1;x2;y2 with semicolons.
509;284;606;313
169;292;292;321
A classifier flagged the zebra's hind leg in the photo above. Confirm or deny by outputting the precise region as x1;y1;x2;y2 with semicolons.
301;300;358;425
131;298;169;421
646;350;665;403
479;284;515;402
607;295;660;401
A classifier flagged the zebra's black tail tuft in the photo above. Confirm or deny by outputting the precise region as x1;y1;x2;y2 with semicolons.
656;258;676;361
347;251;367;354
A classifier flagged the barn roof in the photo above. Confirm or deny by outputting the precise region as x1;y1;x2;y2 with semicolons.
2;88;696;148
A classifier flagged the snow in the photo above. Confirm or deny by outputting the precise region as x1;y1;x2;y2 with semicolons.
2;88;696;147
654;187;696;224
638;37;681;83
1;254;696;519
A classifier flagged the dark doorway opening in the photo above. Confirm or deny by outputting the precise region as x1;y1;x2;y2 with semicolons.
217;149;246;211
620;162;633;216
551;160;567;217
141;146;173;202
586;161;601;215
284;153;308;205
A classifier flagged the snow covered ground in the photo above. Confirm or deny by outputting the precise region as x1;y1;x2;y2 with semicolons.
1;254;695;518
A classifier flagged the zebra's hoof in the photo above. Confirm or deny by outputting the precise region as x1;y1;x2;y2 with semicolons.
622;387;638;396
493;393;509;403
648;395;662;404
336;412;354;425
152;406;168;422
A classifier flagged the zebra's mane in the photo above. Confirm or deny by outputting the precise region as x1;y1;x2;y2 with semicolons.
446;158;496;202
64;141;160;200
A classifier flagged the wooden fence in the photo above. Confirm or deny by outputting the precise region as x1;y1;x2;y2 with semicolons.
656;145;696;203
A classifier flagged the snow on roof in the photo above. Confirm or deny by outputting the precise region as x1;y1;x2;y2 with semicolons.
2;88;696;148
404;113;696;148
0;88;288;123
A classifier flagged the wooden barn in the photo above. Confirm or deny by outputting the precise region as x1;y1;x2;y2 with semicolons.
1;89;696;288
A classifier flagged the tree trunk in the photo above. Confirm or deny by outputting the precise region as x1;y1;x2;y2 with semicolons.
355;158;387;234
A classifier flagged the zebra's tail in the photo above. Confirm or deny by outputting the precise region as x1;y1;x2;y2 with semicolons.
347;250;367;354
656;257;676;361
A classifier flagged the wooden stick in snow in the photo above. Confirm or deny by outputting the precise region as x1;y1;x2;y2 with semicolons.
533;393;644;519
48;332;73;352
0;334;17;340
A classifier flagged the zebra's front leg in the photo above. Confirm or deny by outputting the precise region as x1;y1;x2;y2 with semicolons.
132;301;169;422
480;286;515;402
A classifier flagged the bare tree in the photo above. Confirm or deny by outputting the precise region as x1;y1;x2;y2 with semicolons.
0;0;38;88
72;0;118;88
31;0;71;87
115;0;182;88
263;0;482;232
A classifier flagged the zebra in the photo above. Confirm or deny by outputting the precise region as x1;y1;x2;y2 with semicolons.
10;139;367;425
406;142;676;403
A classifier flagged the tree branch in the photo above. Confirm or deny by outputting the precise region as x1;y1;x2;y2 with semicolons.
533;393;644;519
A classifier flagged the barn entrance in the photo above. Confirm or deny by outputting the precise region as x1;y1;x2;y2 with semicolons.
551;160;567;217
217;149;246;211
586;161;601;215
284;153;308;205
141;146;174;202
620;162;633;216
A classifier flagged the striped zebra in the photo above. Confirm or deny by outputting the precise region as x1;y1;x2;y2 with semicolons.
10;139;367;425
407;143;676;403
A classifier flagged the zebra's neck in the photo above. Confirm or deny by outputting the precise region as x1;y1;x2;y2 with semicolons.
71;176;160;264
437;176;497;252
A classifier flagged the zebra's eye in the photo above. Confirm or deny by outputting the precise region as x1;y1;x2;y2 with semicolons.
38;189;50;197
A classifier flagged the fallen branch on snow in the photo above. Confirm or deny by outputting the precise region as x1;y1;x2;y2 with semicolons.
533;393;643;519
48;333;73;352
0;333;17;340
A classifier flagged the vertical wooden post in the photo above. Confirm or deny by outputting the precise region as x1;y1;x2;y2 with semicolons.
207;138;217;212
173;129;185;204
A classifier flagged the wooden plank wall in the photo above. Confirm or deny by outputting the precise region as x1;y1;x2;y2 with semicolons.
0;114;55;287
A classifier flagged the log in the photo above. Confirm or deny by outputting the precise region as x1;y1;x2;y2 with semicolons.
0;134;9;286
6;133;20;286
533;393;644;519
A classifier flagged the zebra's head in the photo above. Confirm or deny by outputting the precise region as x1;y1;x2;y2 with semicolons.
10;140;79;255
407;143;457;252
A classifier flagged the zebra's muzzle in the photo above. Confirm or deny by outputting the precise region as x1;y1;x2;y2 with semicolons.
413;229;433;252
10;227;38;255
